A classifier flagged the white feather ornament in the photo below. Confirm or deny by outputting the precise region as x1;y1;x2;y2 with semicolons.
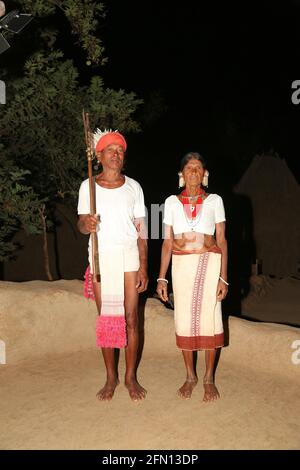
93;128;119;150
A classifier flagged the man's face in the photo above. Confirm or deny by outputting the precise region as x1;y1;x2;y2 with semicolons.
97;143;125;171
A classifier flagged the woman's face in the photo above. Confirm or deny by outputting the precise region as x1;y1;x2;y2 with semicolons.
182;158;205;186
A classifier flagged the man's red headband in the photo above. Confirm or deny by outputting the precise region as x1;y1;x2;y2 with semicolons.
95;132;127;153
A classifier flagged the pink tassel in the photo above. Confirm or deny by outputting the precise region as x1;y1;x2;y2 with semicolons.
96;315;127;348
83;266;127;348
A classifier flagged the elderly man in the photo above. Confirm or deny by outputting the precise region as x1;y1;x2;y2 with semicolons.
77;129;148;402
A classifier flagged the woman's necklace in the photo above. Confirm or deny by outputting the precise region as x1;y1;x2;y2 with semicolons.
179;189;205;230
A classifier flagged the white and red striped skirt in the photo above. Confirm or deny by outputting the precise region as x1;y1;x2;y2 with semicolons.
172;250;224;351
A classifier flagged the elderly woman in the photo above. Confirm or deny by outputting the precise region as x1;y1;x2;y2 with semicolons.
157;152;228;402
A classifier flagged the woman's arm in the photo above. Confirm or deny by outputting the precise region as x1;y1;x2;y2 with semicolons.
215;221;228;300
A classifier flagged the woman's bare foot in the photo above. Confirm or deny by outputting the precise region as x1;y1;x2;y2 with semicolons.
178;378;198;399
96;378;120;401
203;377;220;402
125;379;147;402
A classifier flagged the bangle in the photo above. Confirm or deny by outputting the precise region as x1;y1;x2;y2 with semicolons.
157;278;168;284
219;276;229;286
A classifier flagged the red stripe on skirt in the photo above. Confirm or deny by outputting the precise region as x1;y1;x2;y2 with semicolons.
176;333;224;350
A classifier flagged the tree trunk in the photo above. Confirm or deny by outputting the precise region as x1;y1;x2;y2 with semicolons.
39;206;53;281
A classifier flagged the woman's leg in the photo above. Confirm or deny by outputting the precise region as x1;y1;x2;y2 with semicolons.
178;350;198;399
203;349;220;402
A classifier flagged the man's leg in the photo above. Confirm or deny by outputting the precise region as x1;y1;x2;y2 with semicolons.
124;272;147;401
93;281;119;401
178;350;198;399
203;349;220;402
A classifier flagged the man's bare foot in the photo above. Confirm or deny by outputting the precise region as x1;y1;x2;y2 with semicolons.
203;377;220;402
125;379;147;402
96;378;120;401
178;378;198;399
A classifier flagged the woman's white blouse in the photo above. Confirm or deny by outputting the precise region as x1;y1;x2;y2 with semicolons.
163;194;226;235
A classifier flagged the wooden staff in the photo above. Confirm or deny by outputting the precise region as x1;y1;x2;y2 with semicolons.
82;109;101;283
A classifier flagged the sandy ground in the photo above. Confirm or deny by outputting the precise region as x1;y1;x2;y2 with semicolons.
0;280;300;450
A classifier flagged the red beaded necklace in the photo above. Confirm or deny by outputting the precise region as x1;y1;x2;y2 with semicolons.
180;188;205;219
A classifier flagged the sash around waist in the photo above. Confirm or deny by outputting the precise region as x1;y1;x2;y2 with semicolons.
172;245;221;255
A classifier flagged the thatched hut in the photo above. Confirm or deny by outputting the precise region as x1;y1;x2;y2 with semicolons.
234;153;300;277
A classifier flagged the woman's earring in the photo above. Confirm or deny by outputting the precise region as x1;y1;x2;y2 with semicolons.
178;172;185;188
202;170;209;187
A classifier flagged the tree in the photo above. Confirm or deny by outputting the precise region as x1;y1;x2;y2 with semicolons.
0;159;47;259
0;52;142;203
0;1;143;277
17;0;107;65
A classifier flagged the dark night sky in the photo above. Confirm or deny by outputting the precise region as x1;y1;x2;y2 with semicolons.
3;0;300;193
97;1;300;194
96;1;300;292
2;0;300;206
